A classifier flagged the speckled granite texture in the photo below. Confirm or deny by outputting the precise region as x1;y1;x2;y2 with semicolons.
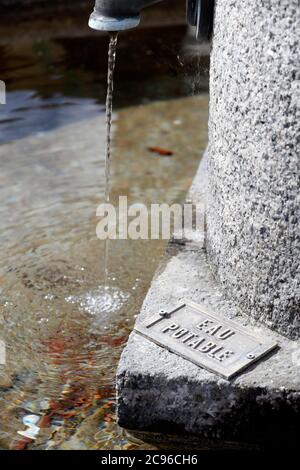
207;0;300;339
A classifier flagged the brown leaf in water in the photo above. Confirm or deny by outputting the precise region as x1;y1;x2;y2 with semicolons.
60;410;77;418
104;415;113;423
39;415;51;428
42;338;65;354
12;437;33;450
95;387;114;400
49;399;61;411
148;146;174;156
100;335;127;347
101;403;112;410
73;396;89;407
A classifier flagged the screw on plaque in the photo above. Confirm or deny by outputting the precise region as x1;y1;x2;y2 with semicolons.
247;353;256;360
145;304;186;328
159;309;171;318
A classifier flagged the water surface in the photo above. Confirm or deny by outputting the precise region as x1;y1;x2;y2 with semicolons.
0;8;209;450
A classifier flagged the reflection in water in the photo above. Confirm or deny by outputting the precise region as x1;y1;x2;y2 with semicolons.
0;23;209;144
0;12;209;450
0;91;103;144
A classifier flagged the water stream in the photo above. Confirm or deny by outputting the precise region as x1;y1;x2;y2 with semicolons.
105;33;119;204
104;32;118;287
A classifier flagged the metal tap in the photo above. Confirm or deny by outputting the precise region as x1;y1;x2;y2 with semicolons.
89;0;215;41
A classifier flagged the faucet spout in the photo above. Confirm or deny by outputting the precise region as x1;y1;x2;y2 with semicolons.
89;0;163;32
89;1;215;41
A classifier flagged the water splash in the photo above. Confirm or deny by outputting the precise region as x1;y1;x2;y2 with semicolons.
66;286;129;319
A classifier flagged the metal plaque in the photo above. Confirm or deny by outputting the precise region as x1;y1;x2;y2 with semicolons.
134;300;278;379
